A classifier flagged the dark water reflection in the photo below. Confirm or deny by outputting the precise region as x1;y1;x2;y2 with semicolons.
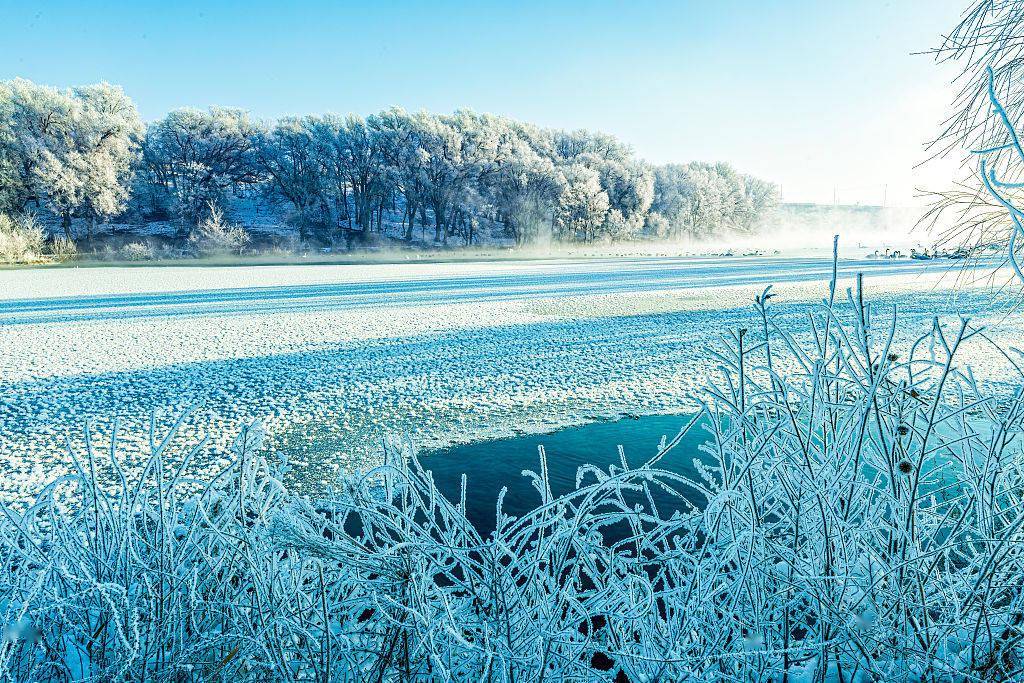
419;413;712;534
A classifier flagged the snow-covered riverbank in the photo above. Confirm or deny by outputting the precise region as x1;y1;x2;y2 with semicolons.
0;256;1019;500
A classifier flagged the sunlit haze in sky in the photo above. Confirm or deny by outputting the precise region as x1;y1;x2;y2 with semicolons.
0;0;967;206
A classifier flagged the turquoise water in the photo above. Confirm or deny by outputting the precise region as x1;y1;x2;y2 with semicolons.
419;413;710;533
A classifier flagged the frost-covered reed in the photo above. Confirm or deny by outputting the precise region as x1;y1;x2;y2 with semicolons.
0;214;46;264
2;260;1024;681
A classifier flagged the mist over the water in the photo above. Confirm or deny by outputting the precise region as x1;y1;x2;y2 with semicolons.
513;204;934;259
707;203;928;257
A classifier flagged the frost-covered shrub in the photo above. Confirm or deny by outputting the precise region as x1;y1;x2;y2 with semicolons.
0;213;46;263
118;241;153;261
1;261;1023;681
188;204;250;256
47;235;77;261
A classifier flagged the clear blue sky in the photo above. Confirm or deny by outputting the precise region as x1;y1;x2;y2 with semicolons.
1;0;965;206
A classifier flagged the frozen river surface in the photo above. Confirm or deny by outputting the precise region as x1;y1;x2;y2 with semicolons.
0;256;1020;499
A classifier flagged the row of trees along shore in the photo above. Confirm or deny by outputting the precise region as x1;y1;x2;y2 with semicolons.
1;78;777;247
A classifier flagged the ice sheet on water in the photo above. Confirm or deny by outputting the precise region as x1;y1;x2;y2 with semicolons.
0;256;1019;500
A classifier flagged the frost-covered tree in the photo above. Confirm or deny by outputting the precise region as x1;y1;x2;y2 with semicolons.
41;83;142;238
736;173;777;227
554;163;610;241
0;79;141;237
442;110;509;244
371;108;426;240
650;163;723;238
339;115;389;232
0;79;66;214
307;114;391;233
599;159;653;239
486;122;564;244
306;115;351;228
141;107;262;225
648;161;776;239
415;112;473;242
254;117;323;234
551;129;654;239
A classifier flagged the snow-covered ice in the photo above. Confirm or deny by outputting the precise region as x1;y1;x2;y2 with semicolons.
0;256;1020;499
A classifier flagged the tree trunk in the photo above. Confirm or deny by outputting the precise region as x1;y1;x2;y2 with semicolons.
404;203;415;241
344;187;352;230
433;205;443;242
62;211;72;241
